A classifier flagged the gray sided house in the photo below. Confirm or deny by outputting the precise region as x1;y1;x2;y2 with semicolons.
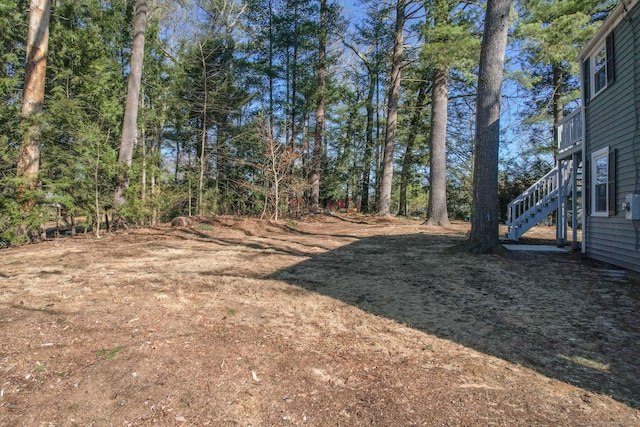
580;0;640;272
506;0;640;273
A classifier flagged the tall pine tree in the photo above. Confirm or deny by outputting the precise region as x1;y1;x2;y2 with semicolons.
468;0;512;253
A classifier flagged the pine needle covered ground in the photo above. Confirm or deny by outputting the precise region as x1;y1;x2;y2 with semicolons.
1;215;638;425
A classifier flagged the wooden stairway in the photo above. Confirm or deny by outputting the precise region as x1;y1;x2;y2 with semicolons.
505;161;573;241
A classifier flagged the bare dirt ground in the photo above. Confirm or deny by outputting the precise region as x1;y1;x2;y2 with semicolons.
1;214;639;426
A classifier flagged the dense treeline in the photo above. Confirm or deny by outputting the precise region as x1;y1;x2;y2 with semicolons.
0;0;616;245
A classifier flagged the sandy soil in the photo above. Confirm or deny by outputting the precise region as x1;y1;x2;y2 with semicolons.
0;214;638;426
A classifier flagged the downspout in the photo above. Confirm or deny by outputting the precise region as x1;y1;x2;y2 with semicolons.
556;156;562;246
580;68;587;255
572;152;579;250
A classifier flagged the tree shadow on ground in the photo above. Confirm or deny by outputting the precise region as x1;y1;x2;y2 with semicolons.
267;233;640;409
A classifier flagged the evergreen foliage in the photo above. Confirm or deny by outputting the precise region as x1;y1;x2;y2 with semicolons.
513;0;617;153
0;0;618;244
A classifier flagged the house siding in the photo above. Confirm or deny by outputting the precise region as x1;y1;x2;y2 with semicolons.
584;1;640;273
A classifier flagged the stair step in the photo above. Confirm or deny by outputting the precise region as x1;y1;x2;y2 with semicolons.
505;163;570;241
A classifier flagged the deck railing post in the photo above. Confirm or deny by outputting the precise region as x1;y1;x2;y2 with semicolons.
556;159;564;246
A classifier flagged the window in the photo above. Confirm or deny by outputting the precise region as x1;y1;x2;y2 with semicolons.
592;148;608;215
593;44;607;94
583;33;615;101
591;147;616;217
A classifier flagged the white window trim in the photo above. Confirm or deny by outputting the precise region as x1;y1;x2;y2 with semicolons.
590;41;607;99
591;146;609;217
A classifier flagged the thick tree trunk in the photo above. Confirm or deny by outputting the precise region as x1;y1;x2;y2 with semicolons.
378;0;405;216
426;67;451;226
17;0;51;190
114;0;147;208
398;82;428;216
360;75;376;213
468;0;512;253
310;0;327;214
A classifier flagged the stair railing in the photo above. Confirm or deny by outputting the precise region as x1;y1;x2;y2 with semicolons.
506;167;559;239
557;109;582;157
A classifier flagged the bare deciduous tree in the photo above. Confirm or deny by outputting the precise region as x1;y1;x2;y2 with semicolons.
258;121;299;221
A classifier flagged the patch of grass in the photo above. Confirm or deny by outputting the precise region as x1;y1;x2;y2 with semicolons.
34;363;46;372
197;224;214;231
559;354;610;372
422;344;434;352
226;308;237;316
286;220;297;228
97;345;124;359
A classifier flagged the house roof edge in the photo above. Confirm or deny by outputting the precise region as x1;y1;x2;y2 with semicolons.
579;0;639;61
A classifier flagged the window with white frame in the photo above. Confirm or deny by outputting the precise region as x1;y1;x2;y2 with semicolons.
583;33;615;101
591;147;609;216
593;43;607;94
